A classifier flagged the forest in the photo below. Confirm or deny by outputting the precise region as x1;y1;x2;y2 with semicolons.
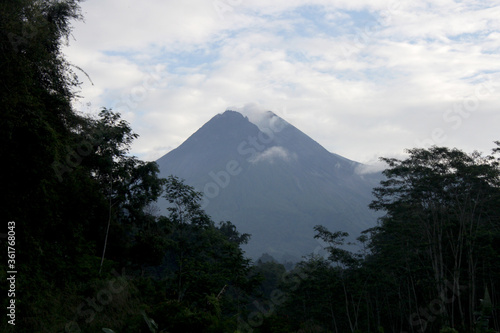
1;1;499;332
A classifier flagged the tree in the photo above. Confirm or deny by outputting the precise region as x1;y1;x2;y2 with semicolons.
163;175;209;226
149;176;257;332
313;225;370;332
1;1;260;331
76;108;166;272
267;145;500;333
0;1;111;330
369;146;500;331
313;225;361;269
253;257;286;299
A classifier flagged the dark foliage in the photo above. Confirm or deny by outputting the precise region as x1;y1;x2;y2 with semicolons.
258;146;500;333
0;2;257;332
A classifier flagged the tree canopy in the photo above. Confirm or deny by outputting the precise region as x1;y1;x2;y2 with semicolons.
258;145;500;333
0;2;258;331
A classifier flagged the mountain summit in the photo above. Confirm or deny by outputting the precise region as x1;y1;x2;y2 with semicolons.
156;110;380;260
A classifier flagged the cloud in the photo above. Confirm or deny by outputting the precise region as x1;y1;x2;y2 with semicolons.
227;102;286;132
227;102;268;120
354;160;387;175
354;150;410;175
250;146;297;164
64;0;500;164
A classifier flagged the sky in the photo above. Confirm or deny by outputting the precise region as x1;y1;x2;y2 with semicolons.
63;0;500;165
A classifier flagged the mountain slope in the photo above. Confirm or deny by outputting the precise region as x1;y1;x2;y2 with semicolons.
156;110;381;260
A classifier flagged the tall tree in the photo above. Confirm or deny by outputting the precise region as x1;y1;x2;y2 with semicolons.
369;146;500;331
149;176;256;332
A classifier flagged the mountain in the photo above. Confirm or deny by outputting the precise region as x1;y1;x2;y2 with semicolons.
156;110;381;261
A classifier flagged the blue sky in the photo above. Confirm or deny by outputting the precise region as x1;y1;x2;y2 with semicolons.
64;0;500;165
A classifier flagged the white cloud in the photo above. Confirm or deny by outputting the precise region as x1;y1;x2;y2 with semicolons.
64;0;500;164
250;146;297;164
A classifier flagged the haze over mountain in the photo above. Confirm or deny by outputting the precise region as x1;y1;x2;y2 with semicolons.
156;110;382;260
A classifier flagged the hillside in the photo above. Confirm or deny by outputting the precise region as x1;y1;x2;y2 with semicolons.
156;110;381;260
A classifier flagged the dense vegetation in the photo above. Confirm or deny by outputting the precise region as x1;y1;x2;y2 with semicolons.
256;146;500;333
1;1;499;332
0;1;257;331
